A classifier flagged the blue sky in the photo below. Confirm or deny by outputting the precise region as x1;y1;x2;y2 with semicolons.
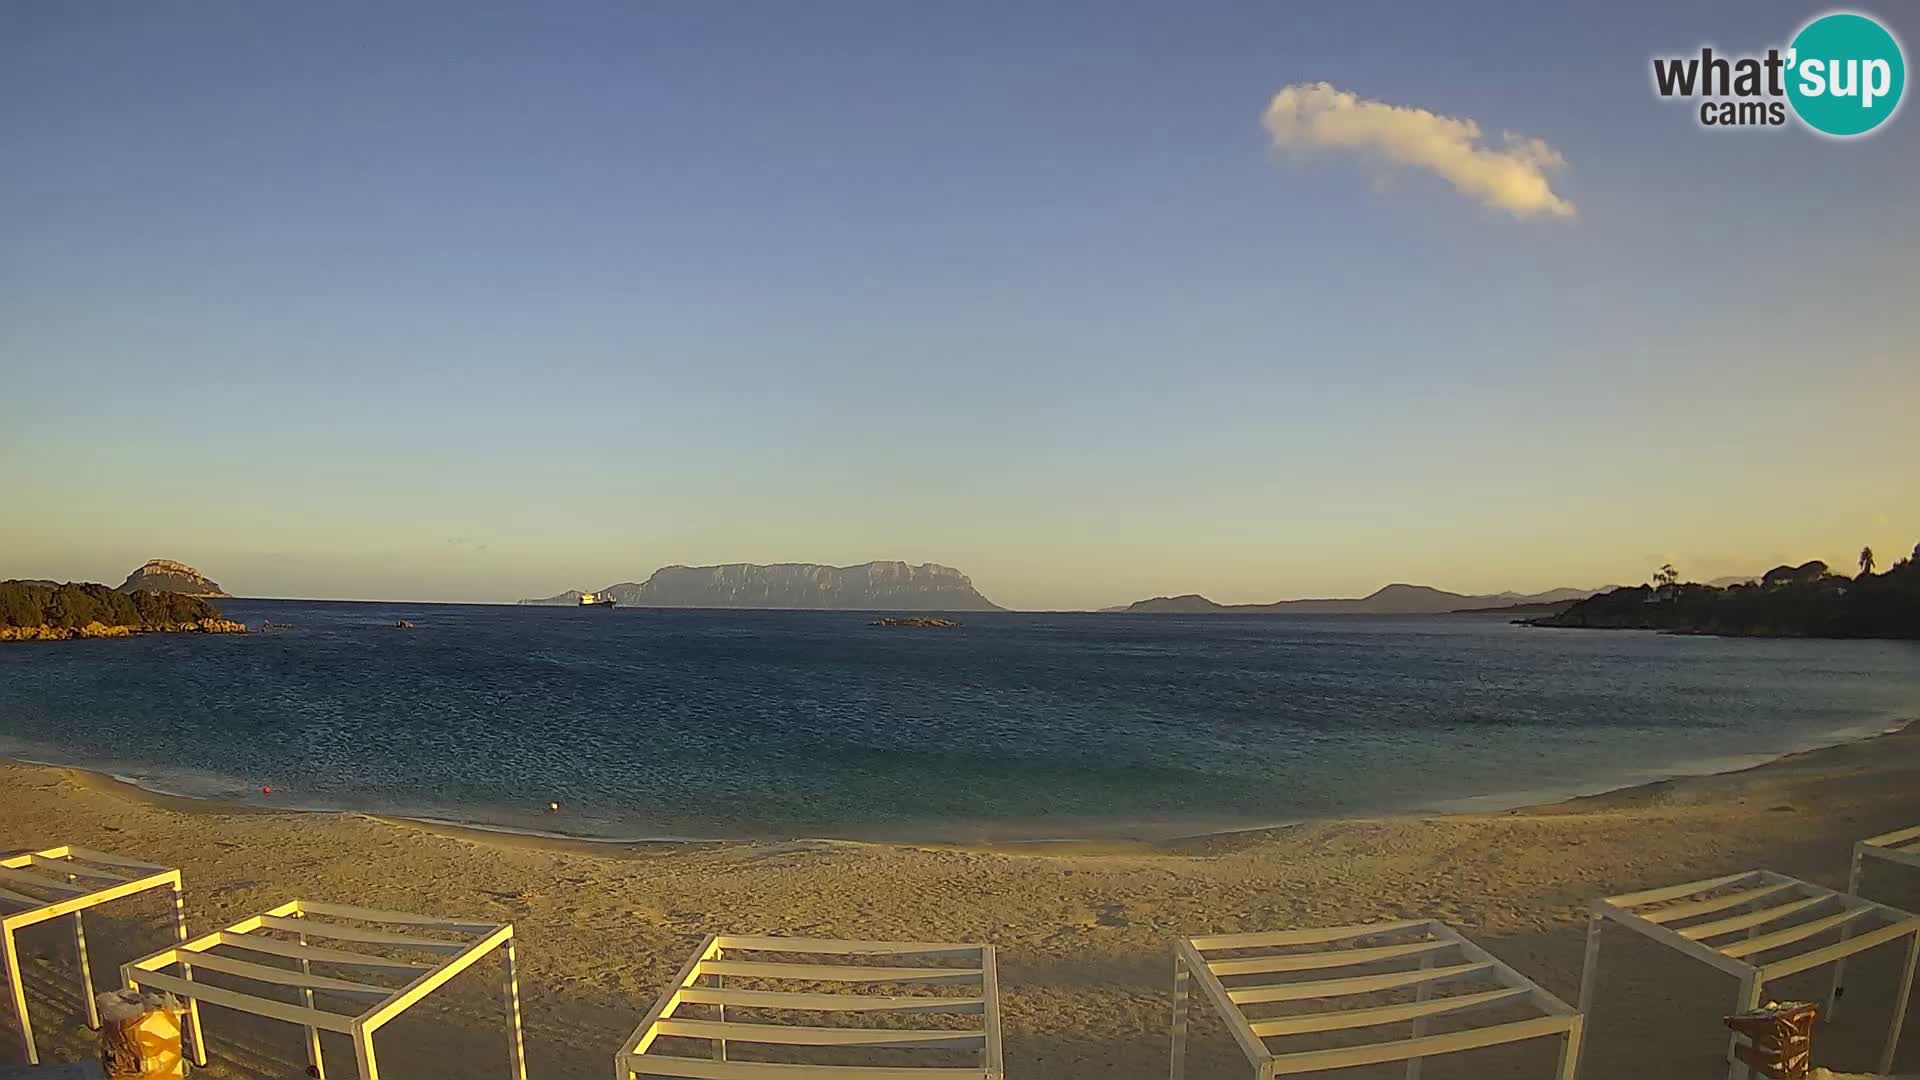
3;1;1916;607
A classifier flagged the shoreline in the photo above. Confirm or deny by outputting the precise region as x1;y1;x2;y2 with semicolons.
6;722;1920;1077
10;715;1912;856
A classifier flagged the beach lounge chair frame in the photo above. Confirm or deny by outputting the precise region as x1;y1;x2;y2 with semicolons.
121;899;527;1080
0;845;190;1066
1828;824;1920;1024
615;934;1004;1079
1578;869;1920;1080
1169;918;1583;1080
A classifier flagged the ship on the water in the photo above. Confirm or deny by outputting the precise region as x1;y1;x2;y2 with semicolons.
578;592;615;608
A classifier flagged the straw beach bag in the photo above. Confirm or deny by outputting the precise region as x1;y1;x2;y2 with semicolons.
96;988;189;1078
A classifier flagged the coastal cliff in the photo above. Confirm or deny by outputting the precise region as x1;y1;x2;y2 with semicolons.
523;561;1002;610
116;559;230;597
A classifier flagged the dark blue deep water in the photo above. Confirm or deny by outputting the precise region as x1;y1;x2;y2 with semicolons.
2;601;1917;841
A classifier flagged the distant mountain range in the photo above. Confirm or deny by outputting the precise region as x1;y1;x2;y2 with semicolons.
521;561;1002;611
1120;583;1606;615
116;559;230;597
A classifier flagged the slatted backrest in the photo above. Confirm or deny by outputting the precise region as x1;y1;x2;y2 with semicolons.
1179;918;1579;1078
618;935;1003;1079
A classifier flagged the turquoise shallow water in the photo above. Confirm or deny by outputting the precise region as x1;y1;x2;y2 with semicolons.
1;601;1916;841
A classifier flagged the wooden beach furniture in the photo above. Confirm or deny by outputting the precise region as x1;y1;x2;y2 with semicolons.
1579;870;1920;1079
615;934;1004;1079
0;845;190;1066
121;899;526;1080
1829;825;1920;1021
1169;918;1584;1079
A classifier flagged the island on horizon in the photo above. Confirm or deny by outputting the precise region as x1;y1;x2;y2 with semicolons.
521;560;1003;611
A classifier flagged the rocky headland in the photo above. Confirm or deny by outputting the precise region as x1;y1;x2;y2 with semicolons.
0;581;245;643
116;558;231;597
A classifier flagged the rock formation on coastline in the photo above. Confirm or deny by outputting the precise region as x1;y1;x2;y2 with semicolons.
1;580;244;641
0;618;246;642
116;559;230;597
1526;553;1920;639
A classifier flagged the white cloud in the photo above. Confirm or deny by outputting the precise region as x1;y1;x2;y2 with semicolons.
1262;82;1574;220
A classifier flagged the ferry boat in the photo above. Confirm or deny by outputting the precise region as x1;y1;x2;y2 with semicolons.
579;592;615;608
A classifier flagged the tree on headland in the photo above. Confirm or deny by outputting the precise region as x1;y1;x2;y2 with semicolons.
1860;546;1875;577
1652;563;1679;600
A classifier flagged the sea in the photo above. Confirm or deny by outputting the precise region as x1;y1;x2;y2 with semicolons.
2;600;1917;843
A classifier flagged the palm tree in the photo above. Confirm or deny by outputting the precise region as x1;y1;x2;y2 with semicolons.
1859;546;1876;577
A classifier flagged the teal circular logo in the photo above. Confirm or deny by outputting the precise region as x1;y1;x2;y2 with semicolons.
1787;12;1905;136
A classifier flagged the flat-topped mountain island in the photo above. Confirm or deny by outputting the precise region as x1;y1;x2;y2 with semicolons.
522;560;1003;611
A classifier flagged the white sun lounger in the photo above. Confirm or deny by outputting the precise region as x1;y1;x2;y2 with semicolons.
1578;870;1920;1079
0;845;189;1066
1830;825;1920;1022
1846;824;1920;907
1170;918;1583;1079
615;934;1003;1079
121;899;526;1080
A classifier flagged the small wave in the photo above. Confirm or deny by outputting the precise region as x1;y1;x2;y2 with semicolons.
1420;715;1915;815
390;815;723;845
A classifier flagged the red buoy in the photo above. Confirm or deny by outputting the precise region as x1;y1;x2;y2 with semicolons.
262;785;273;795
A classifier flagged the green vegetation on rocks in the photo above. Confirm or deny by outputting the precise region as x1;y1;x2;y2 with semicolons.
0;581;244;641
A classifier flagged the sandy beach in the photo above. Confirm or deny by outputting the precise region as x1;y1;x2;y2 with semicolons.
4;726;1920;1079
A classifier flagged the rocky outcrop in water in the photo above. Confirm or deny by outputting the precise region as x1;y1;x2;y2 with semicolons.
116;559;230;597
0;617;246;642
1;580;243;642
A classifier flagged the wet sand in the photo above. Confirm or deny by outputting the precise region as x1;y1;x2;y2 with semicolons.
3;724;1919;1078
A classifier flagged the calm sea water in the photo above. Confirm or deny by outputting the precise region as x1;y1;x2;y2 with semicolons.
1;601;1917;841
